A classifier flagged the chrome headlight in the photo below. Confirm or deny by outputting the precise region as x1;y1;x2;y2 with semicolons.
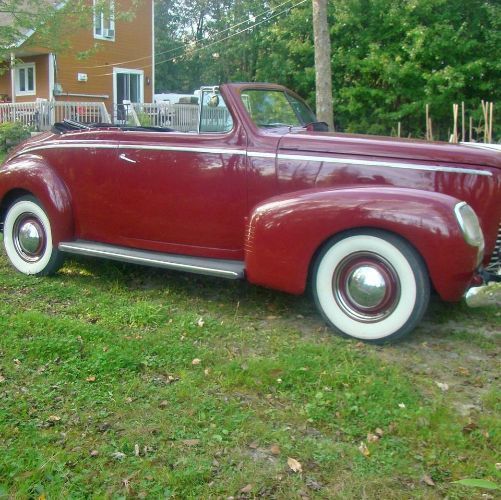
454;202;484;254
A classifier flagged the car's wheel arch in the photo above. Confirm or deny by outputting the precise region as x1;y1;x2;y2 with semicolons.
0;159;74;244
245;186;479;302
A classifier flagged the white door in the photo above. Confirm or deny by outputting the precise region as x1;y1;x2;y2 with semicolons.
113;68;144;122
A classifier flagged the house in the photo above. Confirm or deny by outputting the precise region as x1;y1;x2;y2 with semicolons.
0;0;154;118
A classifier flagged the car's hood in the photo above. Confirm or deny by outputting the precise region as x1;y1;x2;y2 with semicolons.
279;131;501;170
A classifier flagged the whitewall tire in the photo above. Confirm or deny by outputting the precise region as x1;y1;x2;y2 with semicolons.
3;196;64;276
312;230;430;343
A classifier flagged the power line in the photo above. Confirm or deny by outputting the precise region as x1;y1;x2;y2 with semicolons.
83;0;296;69
95;0;309;76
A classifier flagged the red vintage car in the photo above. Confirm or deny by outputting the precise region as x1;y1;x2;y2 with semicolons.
0;83;500;343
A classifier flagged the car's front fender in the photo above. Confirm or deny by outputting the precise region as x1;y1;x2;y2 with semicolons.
245;186;479;301
0;154;74;244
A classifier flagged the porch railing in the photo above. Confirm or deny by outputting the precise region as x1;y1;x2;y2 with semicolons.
0;100;231;134
0;101;111;131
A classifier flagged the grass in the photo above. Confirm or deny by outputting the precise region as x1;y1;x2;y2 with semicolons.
0;239;500;498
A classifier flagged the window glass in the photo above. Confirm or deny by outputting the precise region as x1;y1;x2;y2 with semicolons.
242;89;316;128
15;64;35;95
94;0;115;39
27;68;34;91
19;68;26;92
199;91;233;133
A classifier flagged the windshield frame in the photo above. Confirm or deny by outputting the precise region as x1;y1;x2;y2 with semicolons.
239;87;317;130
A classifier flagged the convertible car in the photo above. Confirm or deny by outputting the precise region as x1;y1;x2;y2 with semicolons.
0;83;500;343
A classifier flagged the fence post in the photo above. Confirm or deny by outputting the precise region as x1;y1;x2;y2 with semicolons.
99;103;112;124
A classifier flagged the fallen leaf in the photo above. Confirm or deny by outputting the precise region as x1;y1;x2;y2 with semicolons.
375;427;384;437
134;444;140;456
248;442;258;449
192;358;201;366
111;451;126;460
204;368;210;376
421;474;435;487
457;367;470;376
462;422;478;434
435;381;449;391
125;397;133;404
182;439;200;447
86;376;96;382
13;359;21;365
270;444;281;455
47;415;61;423
197;318;205;327
0;375;5;383
367;433;379;443
358;442;370;457
240;484;253;493
287;457;303;473
159;400;168;409
398;402;406;409
355;342;365;348
306;477;323;491
496;463;501;471
90;449;99;457
266;315;278;320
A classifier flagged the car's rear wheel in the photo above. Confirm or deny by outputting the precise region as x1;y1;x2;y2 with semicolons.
312;230;430;343
3;196;64;276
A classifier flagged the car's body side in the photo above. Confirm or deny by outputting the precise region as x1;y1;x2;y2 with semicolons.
0;82;500;342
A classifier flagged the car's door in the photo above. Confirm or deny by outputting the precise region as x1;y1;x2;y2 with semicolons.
113;106;248;260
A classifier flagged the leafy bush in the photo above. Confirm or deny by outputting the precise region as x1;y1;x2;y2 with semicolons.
0;122;31;151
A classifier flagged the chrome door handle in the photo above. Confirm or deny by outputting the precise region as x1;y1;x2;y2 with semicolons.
119;153;137;164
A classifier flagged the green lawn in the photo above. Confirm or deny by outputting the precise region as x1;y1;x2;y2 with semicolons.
0;238;499;498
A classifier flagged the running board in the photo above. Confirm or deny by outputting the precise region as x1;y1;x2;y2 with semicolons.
58;240;245;279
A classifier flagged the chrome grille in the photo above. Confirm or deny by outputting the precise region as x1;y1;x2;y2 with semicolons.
487;222;501;273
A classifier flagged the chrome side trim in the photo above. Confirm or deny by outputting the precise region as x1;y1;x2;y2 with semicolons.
248;151;277;159
15;142;247;158
461;142;501;152
58;241;245;279
278;153;493;176
14;142;493;176
120;144;246;155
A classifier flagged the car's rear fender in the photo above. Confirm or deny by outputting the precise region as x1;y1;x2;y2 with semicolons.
245;186;480;301
0;155;74;244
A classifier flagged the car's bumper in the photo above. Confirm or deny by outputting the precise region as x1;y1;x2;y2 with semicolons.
464;268;501;308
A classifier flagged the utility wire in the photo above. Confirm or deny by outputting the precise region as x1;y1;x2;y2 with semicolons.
95;0;308;76
83;0;296;69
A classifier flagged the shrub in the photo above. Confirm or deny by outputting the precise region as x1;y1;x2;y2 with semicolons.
0;122;31;151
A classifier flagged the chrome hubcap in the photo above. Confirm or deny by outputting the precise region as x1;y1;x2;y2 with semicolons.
346;265;387;308
13;216;46;262
333;253;400;322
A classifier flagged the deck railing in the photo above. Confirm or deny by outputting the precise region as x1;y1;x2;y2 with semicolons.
0;100;232;134
0;101;111;131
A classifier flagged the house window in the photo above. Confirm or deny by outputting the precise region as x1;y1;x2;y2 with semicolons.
94;0;115;40
15;63;36;96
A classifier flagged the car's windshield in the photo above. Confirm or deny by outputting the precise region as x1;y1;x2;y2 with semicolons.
241;89;316;128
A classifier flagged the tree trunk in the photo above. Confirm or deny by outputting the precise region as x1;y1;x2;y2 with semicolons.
312;0;334;130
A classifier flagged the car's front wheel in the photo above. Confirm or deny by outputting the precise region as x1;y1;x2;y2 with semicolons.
3;196;64;276
312;230;430;343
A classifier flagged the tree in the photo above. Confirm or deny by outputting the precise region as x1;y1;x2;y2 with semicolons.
312;0;333;129
154;0;500;140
